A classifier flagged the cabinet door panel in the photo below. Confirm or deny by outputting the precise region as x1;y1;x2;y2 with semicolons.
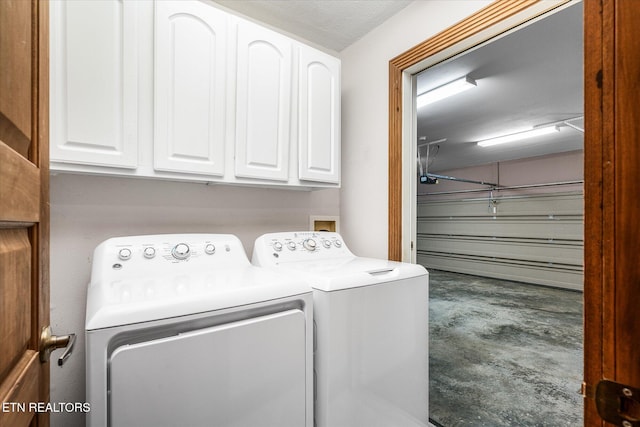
235;22;292;181
154;1;227;176
299;49;340;183
50;0;138;169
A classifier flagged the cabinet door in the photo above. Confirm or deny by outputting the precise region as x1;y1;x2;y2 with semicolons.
50;0;138;169
298;48;341;184
154;1;227;176
235;21;292;181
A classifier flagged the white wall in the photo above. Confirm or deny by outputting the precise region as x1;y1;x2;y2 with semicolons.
49;174;338;427
339;0;491;258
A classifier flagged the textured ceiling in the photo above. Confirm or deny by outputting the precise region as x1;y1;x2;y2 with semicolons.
212;0;412;52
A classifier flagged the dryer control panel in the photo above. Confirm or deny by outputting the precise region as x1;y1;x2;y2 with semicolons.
253;232;354;266
86;233;314;330
91;234;250;281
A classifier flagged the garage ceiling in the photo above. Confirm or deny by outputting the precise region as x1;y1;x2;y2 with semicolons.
416;2;583;172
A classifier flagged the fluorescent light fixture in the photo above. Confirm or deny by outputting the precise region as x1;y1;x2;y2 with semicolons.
477;125;560;147
417;76;476;108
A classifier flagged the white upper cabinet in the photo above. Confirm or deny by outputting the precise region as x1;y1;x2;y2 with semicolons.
50;0;138;168
298;47;341;184
154;1;228;176
50;0;340;188
234;21;293;182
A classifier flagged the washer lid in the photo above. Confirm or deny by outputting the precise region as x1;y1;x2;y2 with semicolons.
85;265;311;330
272;256;428;292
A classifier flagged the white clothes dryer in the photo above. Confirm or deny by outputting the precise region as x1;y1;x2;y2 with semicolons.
85;234;313;427
252;231;429;427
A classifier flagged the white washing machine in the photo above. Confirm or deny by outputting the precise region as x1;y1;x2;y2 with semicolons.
85;234;313;427
252;231;429;427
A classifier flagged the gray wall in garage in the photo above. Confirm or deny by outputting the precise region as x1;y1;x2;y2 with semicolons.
416;151;583;290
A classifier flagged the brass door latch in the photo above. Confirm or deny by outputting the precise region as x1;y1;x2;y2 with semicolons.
39;326;76;366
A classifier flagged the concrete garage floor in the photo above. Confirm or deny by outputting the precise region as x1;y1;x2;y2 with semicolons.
428;270;583;427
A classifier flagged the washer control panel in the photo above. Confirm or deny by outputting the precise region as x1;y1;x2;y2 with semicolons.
253;232;353;265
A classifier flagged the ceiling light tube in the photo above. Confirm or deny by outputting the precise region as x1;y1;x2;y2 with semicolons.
417;76;477;108
477;125;560;147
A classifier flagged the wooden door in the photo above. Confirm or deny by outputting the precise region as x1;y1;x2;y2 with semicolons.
0;1;50;426
583;0;640;425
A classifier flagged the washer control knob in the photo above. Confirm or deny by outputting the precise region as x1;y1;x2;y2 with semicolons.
143;247;156;259
303;238;317;251
172;243;190;260
287;241;297;251
334;240;342;248
273;241;283;252
118;248;132;261
322;240;331;249
204;244;216;255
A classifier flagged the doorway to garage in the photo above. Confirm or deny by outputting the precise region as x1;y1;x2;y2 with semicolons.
411;2;583;425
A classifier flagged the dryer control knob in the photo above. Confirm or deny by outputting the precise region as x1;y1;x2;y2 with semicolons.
322;240;331;249
172;243;190;260
287;241;297;251
204;244;216;255
118;248;132;261
143;247;156;259
303;239;317;251
273;241;283;252
334;240;342;248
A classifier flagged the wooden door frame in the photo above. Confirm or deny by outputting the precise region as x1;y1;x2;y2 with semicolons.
582;0;603;425
36;0;51;423
388;0;604;424
583;1;640;426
